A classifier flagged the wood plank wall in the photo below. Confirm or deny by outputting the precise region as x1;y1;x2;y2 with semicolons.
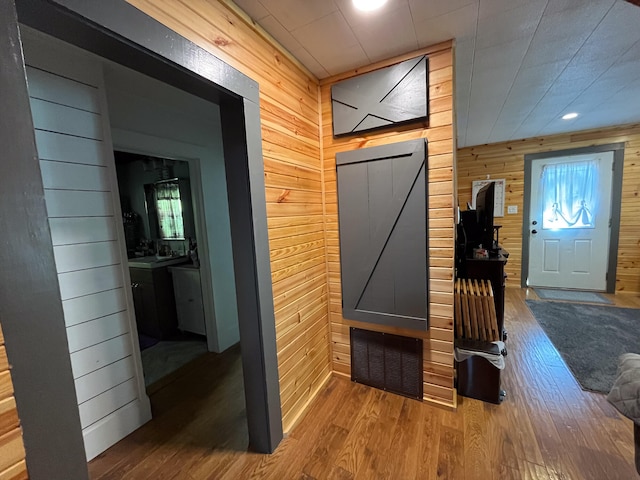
457;124;640;293
0;324;28;479
126;0;331;431
22;33;153;460
319;44;457;407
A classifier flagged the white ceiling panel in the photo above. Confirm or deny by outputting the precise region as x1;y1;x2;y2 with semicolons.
475;0;545;50
477;0;534;20
258;0;337;30
413;3;478;47
509;61;568;92
339;2;418;63
258;14;302;50
599;50;640;82
409;0;475;23
232;0;640;147
337;0;408;26
291;11;369;75
288;45;330;78
233;0;270;20
473;38;530;73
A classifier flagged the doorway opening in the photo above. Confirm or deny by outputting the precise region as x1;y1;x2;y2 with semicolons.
522;143;625;293
20;24;248;460
2;1;283;477
114;152;209;388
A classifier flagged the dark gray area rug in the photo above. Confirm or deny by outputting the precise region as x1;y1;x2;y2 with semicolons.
534;288;612;304
525;300;640;394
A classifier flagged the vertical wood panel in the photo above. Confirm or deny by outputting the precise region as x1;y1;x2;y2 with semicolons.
320;44;456;407
126;0;329;433
457;124;640;293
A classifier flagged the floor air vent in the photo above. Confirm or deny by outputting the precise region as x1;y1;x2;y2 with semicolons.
350;328;423;400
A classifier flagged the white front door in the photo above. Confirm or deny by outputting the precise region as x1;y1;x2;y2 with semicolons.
527;152;614;291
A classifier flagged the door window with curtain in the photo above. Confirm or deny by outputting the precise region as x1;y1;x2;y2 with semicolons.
541;159;599;230
155;181;185;239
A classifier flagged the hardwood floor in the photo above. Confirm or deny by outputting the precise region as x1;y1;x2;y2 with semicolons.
89;289;639;479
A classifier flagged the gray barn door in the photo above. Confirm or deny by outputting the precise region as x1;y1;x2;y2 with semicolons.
336;139;428;331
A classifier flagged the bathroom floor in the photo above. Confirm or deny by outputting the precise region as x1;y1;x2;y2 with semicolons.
140;333;207;387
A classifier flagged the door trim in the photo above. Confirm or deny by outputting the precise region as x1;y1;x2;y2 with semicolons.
0;3;89;479
2;0;282;477
521;143;625;293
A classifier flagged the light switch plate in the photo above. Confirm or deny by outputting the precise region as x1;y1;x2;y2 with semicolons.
507;205;518;214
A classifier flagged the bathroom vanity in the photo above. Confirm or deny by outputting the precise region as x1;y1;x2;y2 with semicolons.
168;265;206;336
128;255;187;339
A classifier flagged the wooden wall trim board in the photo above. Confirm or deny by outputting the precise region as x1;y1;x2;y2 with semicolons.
126;0;330;433
0;325;26;479
219;0;317;82
320;46;457;408
318;76;334;395
457;123;640;293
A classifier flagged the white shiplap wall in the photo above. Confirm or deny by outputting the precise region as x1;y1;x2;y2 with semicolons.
23;31;151;461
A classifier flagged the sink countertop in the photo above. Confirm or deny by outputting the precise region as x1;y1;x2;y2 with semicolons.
168;263;199;271
128;255;189;269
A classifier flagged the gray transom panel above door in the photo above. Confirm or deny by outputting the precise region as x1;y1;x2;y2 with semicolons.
331;55;428;136
336;139;428;331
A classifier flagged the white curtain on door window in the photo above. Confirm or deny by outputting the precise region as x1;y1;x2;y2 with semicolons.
541;159;599;229
155;182;184;239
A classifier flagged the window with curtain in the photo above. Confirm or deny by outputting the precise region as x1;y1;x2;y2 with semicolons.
155;181;185;239
541;159;599;230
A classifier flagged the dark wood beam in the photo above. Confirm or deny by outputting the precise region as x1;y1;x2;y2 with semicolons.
625;0;640;7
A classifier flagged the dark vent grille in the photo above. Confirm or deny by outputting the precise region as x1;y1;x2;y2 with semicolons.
350;328;423;400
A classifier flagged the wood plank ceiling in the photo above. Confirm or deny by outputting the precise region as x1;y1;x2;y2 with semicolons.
233;0;640;147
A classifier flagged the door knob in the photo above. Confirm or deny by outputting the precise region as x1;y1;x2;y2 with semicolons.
531;229;538;235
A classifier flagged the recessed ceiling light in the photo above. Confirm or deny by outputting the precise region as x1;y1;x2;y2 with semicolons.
353;0;388;12
562;112;579;120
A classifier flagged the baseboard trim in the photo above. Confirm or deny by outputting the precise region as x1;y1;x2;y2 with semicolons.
331;368;456;410
283;371;332;437
82;398;152;461
331;370;350;380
